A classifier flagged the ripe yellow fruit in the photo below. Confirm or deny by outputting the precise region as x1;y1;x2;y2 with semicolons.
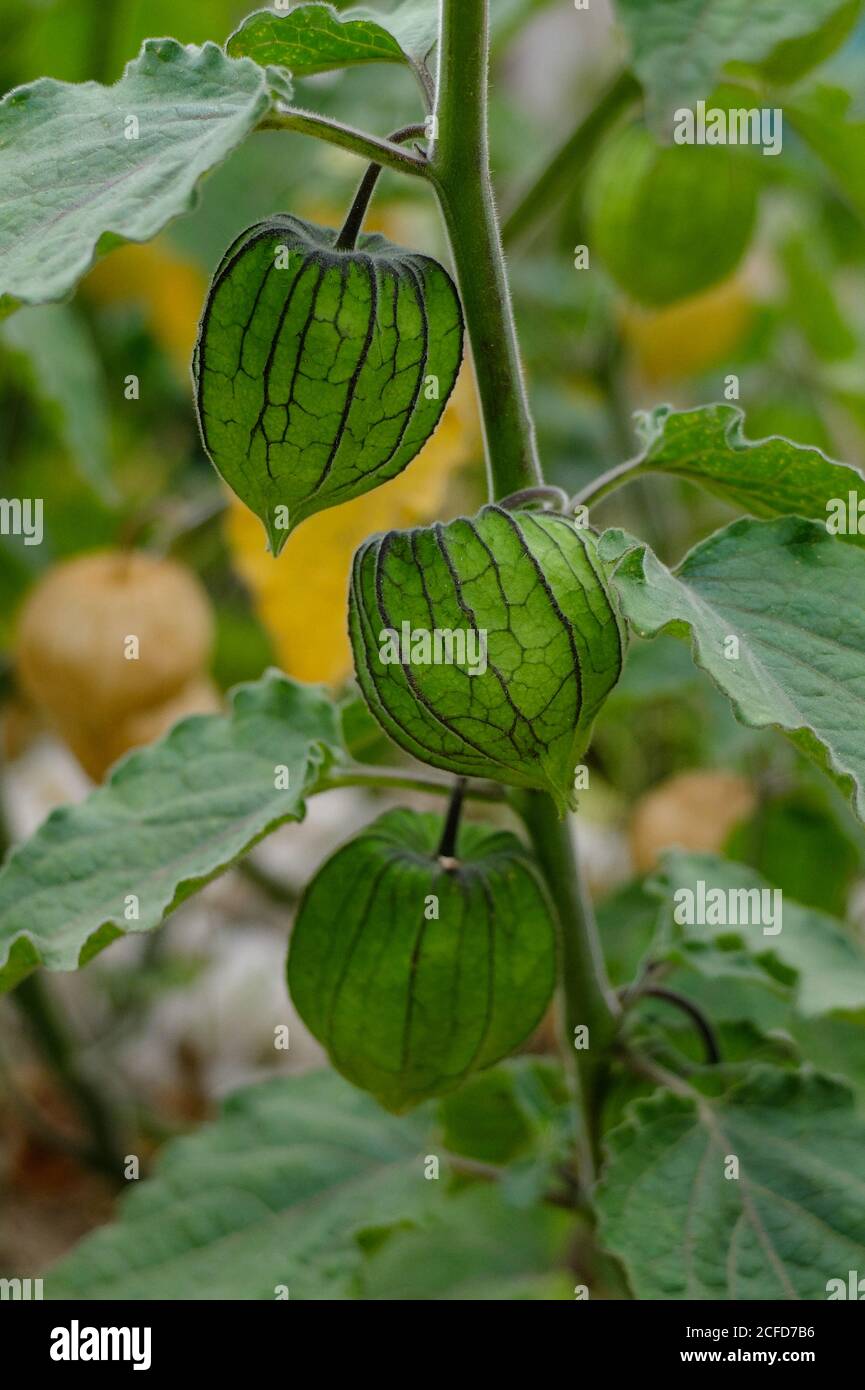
84;240;207;379
621;276;752;384
16;551;215;779
61;676;223;782
630;770;756;874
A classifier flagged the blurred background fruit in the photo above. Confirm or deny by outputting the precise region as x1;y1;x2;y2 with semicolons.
15;550;215;780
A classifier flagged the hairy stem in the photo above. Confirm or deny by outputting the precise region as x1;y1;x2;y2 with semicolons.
12;974;123;1179
430;0;620;1187
431;0;542;497
260;108;430;178
318;765;505;801
523;794;621;1178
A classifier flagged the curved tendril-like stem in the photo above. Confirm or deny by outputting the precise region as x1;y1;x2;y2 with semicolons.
622;983;722;1066
335;125;429;251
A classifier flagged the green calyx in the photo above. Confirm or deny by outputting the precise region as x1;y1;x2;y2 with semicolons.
193;214;464;554
349;505;626;813
287;808;558;1112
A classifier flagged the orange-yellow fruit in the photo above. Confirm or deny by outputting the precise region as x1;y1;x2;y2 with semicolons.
62;676;223;782
17;551;214;777
621;276;752;384
84;240;207;379
630;769;756;874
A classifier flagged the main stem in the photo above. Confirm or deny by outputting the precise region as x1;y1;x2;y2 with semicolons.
522;794;620;1176
431;0;541;498
431;0;619;1180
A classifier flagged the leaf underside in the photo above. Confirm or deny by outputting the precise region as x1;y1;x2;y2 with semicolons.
0;39;282;315
0;673;340;992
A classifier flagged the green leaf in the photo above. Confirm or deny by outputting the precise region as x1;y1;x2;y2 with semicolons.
792;1012;865;1109
193;216;463;554
617;0;859;125
350;507;625;812
586;123;757;307
49;1070;432;1300
598;1066;865;1299
360;1183;575;1300
650;851;865;1017
0;39;285;315
288;809;558;1112
439;1057;570;1166
227;2;438;88
0;673;340;993
593;403;865;542
600;517;865;822
780;233;858;363
1;304;114;499
787;85;865;224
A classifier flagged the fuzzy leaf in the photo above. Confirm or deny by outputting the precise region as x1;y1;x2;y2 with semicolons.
601;517;865;823
0;40;285;315
593;404;865;542
598;1066;865;1299
650;851;865;1018
49;1070;431;1300
227;2;438;80
0;673;340;992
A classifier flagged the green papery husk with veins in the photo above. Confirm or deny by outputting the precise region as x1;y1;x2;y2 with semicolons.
287;809;558;1113
349;505;626;813
193;214;464;554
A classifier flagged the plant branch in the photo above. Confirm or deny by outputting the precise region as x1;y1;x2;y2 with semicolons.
502;70;640;246
430;0;542;496
336;124;428;251
571;453;643;510
522;794;621;1180
317;764;505;801
429;0;621;1189
259;108;430;178
11;974;123;1180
